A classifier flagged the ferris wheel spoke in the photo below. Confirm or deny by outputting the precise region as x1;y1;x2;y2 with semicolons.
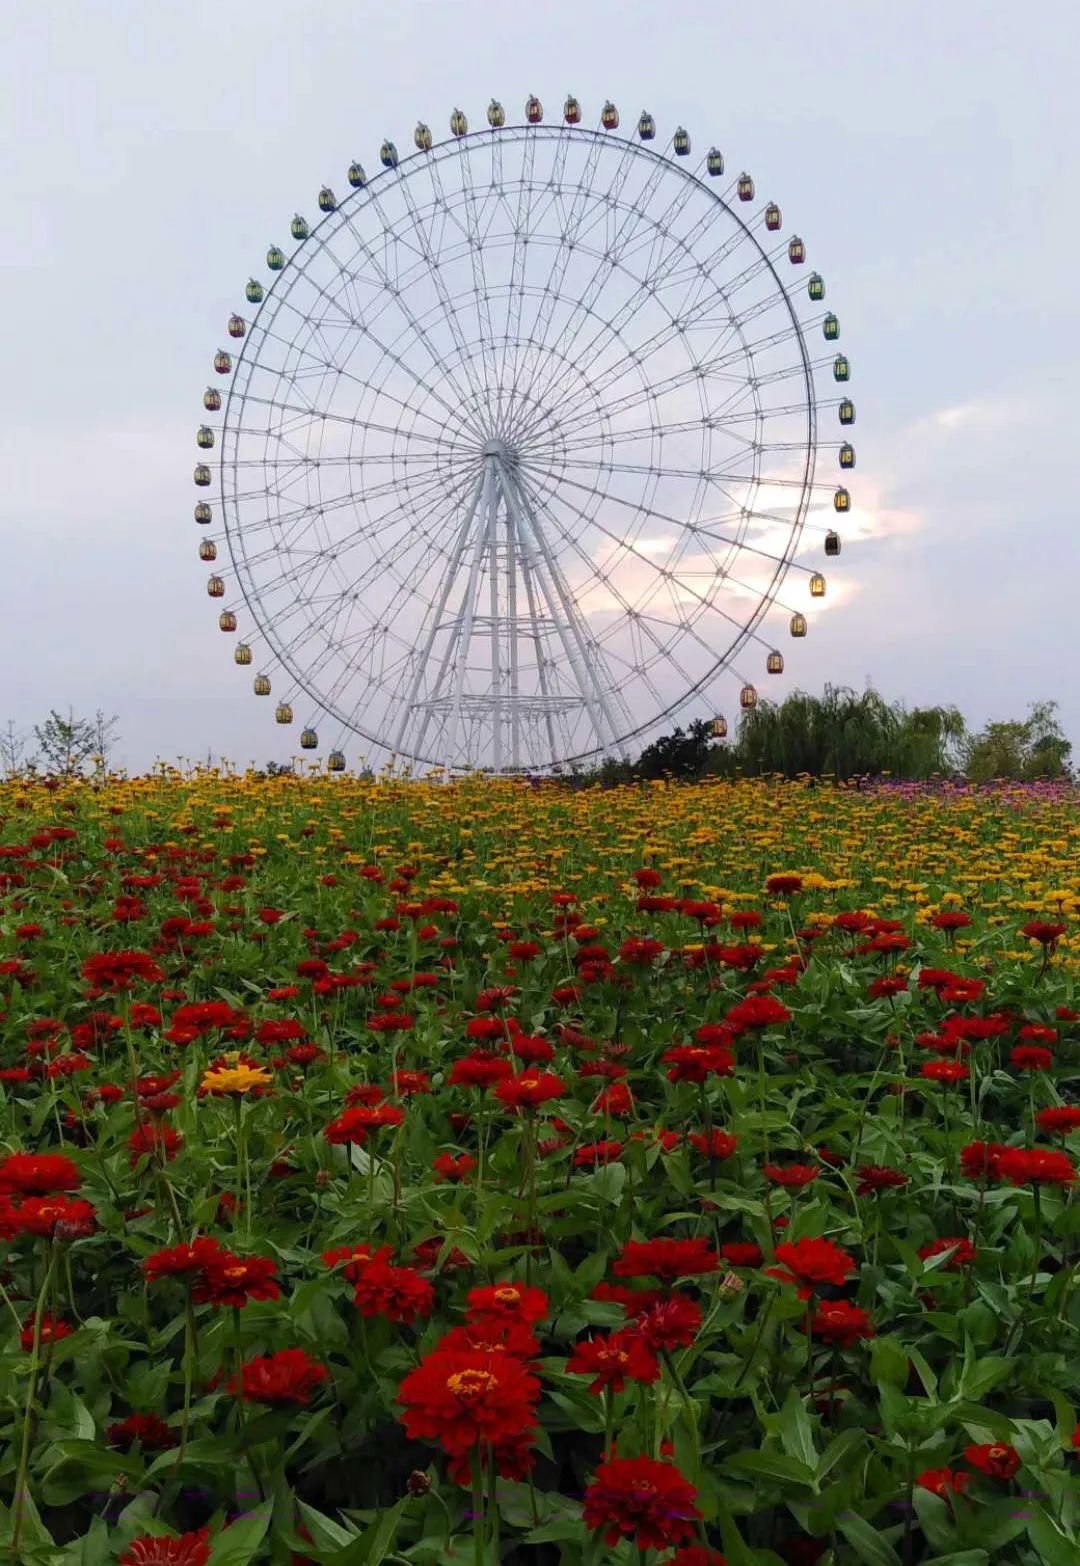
501;465;631;757
446;144;501;414
264;241;478;438
241;462;477;598
539;230;788;420
230;394;455;450
534;201;752;411
362;171;492;417
528;463;805;576
498;143;540;416
241;309;466;438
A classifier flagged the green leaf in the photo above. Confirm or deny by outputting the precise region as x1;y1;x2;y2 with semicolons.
722;1450;817;1489
912;1489;957;1552
1026;1506;1080;1566
589;1162;627;1205
59;1517;110;1566
921;1554;989;1566
336;1497;408;1565
815;1428;866;1483
295;1503;359;1551
714;1502;786;1566
870;1336;909;1389
207;1500;273;1566
837;1512;903;1566
39;1444;138;1507
776;1385;818;1471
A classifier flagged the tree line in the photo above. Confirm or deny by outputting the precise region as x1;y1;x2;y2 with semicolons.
0;690;1072;784
570;688;1073;785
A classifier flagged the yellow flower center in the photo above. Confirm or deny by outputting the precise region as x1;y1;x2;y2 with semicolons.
493;1286;520;1304
446;1369;498;1400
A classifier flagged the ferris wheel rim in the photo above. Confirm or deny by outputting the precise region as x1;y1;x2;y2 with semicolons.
202;106;842;771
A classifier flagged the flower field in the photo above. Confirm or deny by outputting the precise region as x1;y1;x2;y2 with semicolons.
2;773;1080;1566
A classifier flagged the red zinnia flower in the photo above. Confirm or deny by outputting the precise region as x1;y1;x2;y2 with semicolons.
567;1330;660;1395
449;1050;514;1088
964;1441;1020;1480
721;1242;763;1267
1020;920;1066;948
996;1147;1076;1187
916;1467;970;1498
594;1081;634;1116
493;1072;566;1110
959;1141;1008;1181
635;1295;703;1352
807;1300;874;1346
321;1242;394;1284
108;1411;177;1449
1019;1024;1058;1045
143;1237;224;1282
855;1165;910;1197
764;1163;820;1190
1036;1106;1080;1136
1011;1045;1054;1073
868;976;908;1000
119;1533;210;1566
324;1103;405;1143
81;950;164;992
920;1060;970;1083
128;1123;183;1167
0;1152;81;1195
583;1455;701;1551
613;1238;719;1284
918;1236;977;1270
725;995;792;1033
433;1151;477;1182
475;986;519;1012
632;867;662;889
467;1281;549;1328
688;1129;738;1159
765;875;803;896
353;1261;434;1325
575;1140;625;1167
229;1347;329;1405
767;1238;855;1299
663;1044;734;1083
397;1348;540;1457
14;1195;96;1239
193;1252;280;1307
20;1312;73;1351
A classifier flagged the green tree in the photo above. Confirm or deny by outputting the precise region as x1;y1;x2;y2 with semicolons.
635;719;717;780
963;700;1072;781
32;708;119;777
735;685;965;780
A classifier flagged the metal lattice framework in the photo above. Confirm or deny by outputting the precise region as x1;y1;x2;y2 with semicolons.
192;98;854;772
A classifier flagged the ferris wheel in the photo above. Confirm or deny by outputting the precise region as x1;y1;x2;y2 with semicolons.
192;95;855;773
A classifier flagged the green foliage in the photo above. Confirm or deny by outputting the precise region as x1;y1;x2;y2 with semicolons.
567;687;1075;784
735;686;966;781
963;700;1072;782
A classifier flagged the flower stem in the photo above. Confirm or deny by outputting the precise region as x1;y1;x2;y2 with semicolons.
12;1247;57;1556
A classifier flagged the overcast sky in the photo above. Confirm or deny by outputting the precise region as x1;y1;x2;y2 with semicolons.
3;0;1078;771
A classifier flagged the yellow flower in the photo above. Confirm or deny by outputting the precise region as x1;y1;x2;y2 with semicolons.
200;1063;273;1096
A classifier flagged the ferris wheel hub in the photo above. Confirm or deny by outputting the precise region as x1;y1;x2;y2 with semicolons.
482;437;511;460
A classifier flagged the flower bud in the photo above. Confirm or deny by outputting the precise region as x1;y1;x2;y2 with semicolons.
406;1469;432;1496
717;1270;744;1301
